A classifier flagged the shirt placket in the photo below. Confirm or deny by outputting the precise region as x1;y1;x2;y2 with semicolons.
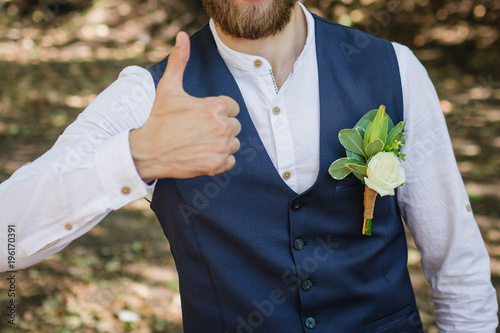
269;86;298;190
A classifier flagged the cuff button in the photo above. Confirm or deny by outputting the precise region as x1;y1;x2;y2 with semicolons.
121;186;131;195
65;223;73;231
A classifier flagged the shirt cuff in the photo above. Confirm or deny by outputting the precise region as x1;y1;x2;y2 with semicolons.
95;130;148;208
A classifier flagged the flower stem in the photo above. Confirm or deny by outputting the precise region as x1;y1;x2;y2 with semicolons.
363;186;377;236
363;218;372;235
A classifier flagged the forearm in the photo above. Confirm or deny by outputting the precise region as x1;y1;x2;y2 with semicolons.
0;66;156;271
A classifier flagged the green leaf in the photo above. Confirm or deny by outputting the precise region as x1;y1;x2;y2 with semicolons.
386;121;405;147
367;105;386;143
354;125;366;138
346;163;368;176
363;121;373;149
354;106;394;133
328;157;362;180
347;151;366;164
354;109;378;131
394;132;406;145
339;129;366;157
365;139;384;158
380;115;388;144
352;171;366;182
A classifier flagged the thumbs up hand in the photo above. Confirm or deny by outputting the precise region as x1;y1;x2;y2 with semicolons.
130;32;241;183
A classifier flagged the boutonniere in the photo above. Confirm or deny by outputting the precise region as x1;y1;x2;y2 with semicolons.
328;105;406;236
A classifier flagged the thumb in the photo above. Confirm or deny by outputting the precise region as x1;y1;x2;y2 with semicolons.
160;31;191;94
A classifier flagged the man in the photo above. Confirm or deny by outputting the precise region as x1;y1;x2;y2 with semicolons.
0;0;497;331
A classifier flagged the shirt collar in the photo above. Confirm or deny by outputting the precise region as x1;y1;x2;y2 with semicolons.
209;2;316;73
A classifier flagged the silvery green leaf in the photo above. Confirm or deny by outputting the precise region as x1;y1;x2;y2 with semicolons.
328;157;363;180
346;163;368;177
354;107;394;132
354;109;378;131
339;129;366;157
386;121;405;147
365;139;384;158
347;151;366;164
394;132;406;145
354;125;366;138
352;171;365;182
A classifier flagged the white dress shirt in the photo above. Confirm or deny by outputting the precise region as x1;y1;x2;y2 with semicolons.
0;3;497;331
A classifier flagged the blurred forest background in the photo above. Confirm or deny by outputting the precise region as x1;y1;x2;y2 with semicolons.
0;0;499;332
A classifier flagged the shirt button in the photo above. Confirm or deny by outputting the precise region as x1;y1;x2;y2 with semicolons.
254;59;262;68
294;238;305;250
305;317;316;329
282;171;291;180
466;204;472;212
272;106;281;115
121;186;131;195
302;279;313;291
65;223;73;231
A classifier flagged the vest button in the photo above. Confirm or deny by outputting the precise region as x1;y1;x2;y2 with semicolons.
291;200;302;211
305;317;316;329
294;238;305;250
302;279;313;291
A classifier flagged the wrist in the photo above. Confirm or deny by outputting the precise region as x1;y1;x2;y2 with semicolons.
129;128;157;184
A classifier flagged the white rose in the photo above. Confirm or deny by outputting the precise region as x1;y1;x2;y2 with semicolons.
364;152;405;196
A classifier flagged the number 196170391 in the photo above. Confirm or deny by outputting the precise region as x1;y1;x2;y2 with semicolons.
7;225;15;270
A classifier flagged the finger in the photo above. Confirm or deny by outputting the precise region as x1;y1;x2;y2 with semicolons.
218;95;240;117
229;137;241;155
228;118;242;137
225;155;236;171
159;31;191;94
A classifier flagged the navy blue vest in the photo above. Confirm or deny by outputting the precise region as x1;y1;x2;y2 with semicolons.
149;15;423;333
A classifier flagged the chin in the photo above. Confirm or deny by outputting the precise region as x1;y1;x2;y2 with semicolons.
237;0;268;5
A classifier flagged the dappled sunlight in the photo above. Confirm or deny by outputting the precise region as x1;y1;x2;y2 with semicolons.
0;0;498;331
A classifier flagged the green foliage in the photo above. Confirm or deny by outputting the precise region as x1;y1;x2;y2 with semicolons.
365;139;384;158
347;151;366;164
329;157;363;180
387;121;406;147
330;105;406;183
346;163;368;177
339;129;366;158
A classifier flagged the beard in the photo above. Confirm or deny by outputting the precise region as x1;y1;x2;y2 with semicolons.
202;0;296;40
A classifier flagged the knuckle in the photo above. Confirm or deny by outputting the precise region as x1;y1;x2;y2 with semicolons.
214;140;231;154
207;156;227;175
207;98;227;114
216;120;232;137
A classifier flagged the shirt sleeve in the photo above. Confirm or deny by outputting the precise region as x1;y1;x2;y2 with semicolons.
392;42;498;331
0;65;157;272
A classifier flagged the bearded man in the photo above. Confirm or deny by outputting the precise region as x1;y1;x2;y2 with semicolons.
0;0;497;332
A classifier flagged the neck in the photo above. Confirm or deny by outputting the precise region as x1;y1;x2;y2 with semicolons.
215;3;307;89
